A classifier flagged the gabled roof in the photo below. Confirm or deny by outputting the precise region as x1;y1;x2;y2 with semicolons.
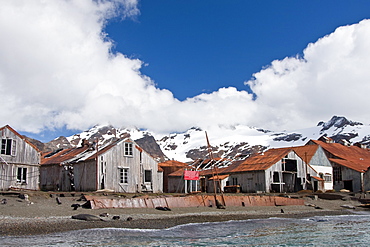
225;148;292;173
291;145;318;164
41;138;137;165
329;158;369;173
41;146;90;165
0;125;41;153
308;140;370;172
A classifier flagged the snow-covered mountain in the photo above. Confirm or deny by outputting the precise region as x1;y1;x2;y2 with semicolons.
156;116;370;162
39;116;370;163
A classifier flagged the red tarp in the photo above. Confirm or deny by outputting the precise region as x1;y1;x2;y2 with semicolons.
184;170;200;180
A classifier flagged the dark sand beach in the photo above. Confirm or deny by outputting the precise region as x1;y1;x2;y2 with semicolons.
0;192;363;236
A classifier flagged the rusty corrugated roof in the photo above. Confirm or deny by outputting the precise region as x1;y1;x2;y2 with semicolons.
41;147;89;165
209;174;229;180
42;138;155;166
158;160;188;167
309;140;370;172
227;148;292;173
292;145;318;164
311;176;324;181
168;164;198;177
168;168;184;177
329;158;369;173
157;165;164;172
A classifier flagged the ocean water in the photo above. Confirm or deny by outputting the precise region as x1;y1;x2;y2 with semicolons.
1;214;370;246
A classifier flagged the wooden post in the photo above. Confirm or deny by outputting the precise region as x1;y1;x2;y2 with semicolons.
205;131;226;208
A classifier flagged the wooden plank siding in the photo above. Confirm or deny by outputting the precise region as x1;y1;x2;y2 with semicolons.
0;125;41;190
39;164;73;191
86;140;162;193
209;149;315;193
41;138;162;193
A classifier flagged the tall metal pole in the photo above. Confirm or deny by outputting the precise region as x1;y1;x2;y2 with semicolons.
205;131;225;208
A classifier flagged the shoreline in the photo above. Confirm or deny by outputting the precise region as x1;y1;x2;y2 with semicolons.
0;209;354;236
0;192;365;236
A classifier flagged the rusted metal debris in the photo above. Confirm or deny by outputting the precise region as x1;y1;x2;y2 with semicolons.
82;195;304;210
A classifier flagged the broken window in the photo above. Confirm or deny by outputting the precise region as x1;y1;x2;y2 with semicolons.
273;172;280;183
283;159;297;172
124;142;133;156
16;167;27;184
333;166;341;182
144;170;152;183
119;168;129;183
324;173;332;182
1;139;16;156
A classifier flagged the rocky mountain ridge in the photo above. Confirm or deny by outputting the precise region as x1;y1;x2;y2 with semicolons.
27;116;370;163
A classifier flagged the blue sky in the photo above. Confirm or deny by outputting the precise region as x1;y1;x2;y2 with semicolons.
2;1;370;142
105;1;370;100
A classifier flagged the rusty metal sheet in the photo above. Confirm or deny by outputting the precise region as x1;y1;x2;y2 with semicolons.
130;198;148;208
151;197;168;208
83;195;304;209
274;196;304;206
166;196;205;208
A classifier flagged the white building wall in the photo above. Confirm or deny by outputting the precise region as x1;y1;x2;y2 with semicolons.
309;146;333;191
311;165;333;191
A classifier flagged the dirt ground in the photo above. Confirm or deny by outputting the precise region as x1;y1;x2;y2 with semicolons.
0;191;367;236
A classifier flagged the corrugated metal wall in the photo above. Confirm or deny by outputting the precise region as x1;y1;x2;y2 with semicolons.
84;195;305;209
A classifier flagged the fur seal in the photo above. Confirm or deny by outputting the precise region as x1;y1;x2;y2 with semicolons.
56;197;62;205
155;206;171;211
216;200;225;209
71;214;104;221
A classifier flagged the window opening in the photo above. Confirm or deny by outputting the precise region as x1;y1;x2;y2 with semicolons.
333;166;341;182
119;168;129;183
144;170;152;183
283;159;297;172
324;173;332;182
1;139;16;156
124;142;133;156
273;172;280;183
17;167;27;184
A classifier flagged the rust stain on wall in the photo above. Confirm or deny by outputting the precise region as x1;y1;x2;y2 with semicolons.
83;195;304;209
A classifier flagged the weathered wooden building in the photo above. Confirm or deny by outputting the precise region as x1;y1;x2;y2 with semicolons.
40;147;88;191
167;166;200;193
41;138;163;193
306;139;370;192
0;125;41;190
158;160;188;192
212;148;317;193
292;145;332;191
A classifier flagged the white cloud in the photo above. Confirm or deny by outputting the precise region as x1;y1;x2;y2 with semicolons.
1;1;370;138
246;19;370;130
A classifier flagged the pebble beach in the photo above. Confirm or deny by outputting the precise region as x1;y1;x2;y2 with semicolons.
0;191;363;236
